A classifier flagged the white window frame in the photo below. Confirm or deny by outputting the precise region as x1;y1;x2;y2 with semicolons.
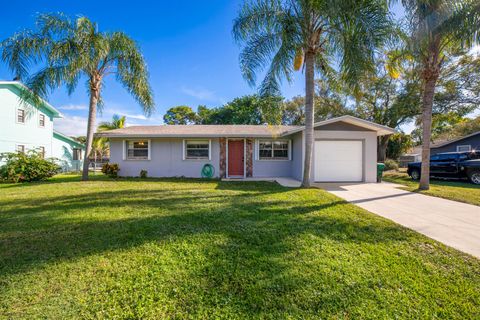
124;139;151;161
16;144;25;153
255;139;291;161
457;145;471;152
39;114;46;128
183;139;211;161
16;108;25;124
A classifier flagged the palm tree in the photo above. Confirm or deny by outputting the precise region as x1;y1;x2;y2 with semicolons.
401;0;480;190
98;114;126;132
233;0;391;187
0;13;154;181
96;114;126;160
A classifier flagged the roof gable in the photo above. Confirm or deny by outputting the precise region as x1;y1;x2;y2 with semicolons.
0;81;62;118
431;131;480;149
53;131;85;149
314;121;376;132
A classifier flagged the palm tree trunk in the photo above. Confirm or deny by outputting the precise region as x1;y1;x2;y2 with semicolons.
302;51;315;187
419;76;437;190
82;81;100;181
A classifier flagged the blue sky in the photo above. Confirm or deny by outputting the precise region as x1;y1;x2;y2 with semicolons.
0;0;407;136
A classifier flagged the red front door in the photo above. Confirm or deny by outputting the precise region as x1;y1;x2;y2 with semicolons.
228;140;244;177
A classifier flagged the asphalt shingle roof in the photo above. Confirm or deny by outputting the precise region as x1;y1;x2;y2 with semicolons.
97;125;302;138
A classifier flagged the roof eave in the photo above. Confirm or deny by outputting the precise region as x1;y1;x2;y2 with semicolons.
281;115;396;136
0;81;63;118
96;133;293;139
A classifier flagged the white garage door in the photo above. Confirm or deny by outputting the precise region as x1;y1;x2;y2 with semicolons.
314;140;363;182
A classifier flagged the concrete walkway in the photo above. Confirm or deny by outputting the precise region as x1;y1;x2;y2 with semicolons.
316;182;480;259
222;177;302;187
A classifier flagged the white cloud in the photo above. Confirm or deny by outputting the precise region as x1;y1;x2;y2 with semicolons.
54;115;88;137
59;104;88;111
181;86;223;102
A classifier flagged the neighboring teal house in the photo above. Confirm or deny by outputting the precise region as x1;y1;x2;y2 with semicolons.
0;81;85;171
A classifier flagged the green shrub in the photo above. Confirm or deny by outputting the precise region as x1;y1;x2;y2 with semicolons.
0;151;61;183
384;159;399;171
101;163;120;178
140;169;147;178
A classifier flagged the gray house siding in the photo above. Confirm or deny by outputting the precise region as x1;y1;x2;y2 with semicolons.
110;138;221;178
251;132;303;178
291;132;303;181
431;134;480;154
252;155;292;177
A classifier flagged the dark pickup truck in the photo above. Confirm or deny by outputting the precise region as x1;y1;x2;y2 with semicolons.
407;151;480;184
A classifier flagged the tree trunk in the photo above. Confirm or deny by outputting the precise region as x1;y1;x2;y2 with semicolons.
82;79;100;181
419;76;438;190
302;51;315;187
377;136;389;162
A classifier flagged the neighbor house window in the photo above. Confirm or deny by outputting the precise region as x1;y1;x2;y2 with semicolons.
126;140;150;160
184;140;210;160
258;140;290;160
457;145;471;152
39;114;45;127
73;148;82;161
17;109;25;123
38;146;45;159
16;145;25;153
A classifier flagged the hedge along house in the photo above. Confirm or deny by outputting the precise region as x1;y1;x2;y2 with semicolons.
0;81;85;171
98;115;395;183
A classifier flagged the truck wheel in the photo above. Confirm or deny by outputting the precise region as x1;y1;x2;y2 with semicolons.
469;171;480;185
410;169;420;181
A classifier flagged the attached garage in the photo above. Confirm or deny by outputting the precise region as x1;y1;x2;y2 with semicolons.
314;140;364;182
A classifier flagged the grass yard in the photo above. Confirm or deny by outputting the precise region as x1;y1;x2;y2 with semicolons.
383;171;480;206
1;175;480;319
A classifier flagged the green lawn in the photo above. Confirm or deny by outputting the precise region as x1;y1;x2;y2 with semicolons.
383;171;480;206
1;175;479;319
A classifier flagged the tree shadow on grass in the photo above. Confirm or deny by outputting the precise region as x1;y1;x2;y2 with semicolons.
0;183;411;283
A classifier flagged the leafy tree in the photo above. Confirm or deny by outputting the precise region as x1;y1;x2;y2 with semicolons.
421;115;480;143
163;106;198;125
0;13;154;181
233;0;391;186
404;53;480;145
349;56;419;161
282;80;352;125
401;0;480;190
196;105;215;124
386;133;413;160
197;95;284;125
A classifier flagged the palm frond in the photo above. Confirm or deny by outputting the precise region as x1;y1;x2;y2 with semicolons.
232;0;284;42
109;32;155;116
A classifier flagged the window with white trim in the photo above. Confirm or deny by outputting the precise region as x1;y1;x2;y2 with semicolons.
39;114;45;127
17;109;25;123
125;140;150;160
258;140;290;160
457;145;471;152
184;140;210;160
16;145;25;153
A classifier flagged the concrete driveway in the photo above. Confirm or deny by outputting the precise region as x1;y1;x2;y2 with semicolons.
316;182;480;259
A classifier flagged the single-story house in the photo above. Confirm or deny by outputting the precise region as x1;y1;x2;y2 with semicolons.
431;131;480;154
98;115;395;183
